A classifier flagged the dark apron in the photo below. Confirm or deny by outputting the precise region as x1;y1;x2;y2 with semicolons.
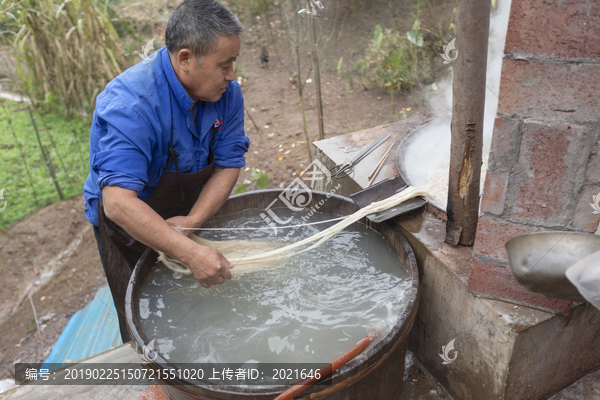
98;84;217;342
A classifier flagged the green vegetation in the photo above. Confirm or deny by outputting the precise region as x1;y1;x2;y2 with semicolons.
2;0;124;120
235;168;269;194
0;100;89;230
352;4;455;116
0;0;458;229
356;23;431;97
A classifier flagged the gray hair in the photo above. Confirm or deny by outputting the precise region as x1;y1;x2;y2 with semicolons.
165;0;243;59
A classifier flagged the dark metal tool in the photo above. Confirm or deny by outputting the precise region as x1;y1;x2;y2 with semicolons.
351;176;427;223
330;133;391;179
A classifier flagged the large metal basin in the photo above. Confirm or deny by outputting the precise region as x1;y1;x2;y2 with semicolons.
505;232;600;302
126;189;420;399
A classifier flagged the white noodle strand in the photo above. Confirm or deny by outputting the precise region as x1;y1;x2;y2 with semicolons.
157;170;449;276
172;216;347;231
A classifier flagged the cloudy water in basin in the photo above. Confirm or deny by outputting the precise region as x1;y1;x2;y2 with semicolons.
137;208;412;365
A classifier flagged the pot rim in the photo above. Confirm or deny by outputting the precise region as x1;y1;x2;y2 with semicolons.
125;189;420;395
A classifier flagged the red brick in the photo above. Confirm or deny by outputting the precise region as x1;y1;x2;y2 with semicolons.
511;122;590;226
473;215;549;262
570;185;600;232
505;0;600;61
497;60;600;123
468;257;572;314
480;169;509;216
488;117;519;170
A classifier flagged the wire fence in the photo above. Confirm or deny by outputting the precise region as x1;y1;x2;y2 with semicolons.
0;99;90;230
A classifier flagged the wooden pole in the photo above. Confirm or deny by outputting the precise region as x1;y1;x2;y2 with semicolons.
293;6;313;162
39;114;73;184
28;293;45;361
307;1;325;141
28;107;64;200
445;0;491;246
2;104;39;205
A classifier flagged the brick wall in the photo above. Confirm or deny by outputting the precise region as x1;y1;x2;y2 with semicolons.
468;0;600;313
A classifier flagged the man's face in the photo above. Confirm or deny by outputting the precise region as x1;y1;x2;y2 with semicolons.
175;35;240;103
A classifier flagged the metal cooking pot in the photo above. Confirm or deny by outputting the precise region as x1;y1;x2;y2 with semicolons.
505;232;600;302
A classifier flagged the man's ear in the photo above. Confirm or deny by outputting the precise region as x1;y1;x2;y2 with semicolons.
176;49;193;72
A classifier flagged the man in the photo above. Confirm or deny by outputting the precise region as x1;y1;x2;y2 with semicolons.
83;0;249;341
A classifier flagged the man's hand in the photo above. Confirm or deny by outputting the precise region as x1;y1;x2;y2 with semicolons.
180;243;233;288
102;186;233;288
102;168;240;288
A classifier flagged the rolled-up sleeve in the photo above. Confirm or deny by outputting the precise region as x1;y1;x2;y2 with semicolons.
92;101;156;192
213;82;250;168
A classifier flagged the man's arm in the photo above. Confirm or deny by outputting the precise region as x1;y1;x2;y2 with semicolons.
164;167;240;231
102;180;235;288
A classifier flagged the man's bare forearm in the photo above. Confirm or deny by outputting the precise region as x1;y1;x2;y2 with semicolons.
101;184;234;287
168;167;240;230
100;168;240;287
102;185;197;261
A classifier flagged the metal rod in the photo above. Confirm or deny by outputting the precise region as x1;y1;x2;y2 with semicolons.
368;142;394;180
367;143;394;187
348;133;390;165
332;133;391;178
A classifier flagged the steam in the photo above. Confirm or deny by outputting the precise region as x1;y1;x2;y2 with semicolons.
401;0;513;185
483;0;513;156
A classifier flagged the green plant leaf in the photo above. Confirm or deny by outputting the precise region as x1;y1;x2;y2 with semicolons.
336;57;344;76
250;168;269;188
406;19;423;47
406;30;423;47
255;171;269;188
412;19;421;32
235;182;249;194
382;50;401;68
374;25;382;48
43;91;56;106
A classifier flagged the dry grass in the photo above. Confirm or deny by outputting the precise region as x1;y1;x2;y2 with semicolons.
7;0;124;119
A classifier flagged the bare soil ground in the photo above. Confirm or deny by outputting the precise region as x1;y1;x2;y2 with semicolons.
400;352;455;400
0;196;108;380
232;1;443;188
0;0;454;382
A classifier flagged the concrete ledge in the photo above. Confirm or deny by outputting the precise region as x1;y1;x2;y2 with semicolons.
313;118;600;400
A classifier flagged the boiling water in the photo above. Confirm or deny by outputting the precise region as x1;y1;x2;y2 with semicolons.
138;209;411;366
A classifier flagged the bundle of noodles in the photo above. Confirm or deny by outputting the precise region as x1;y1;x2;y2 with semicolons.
157;168;452;276
158;237;287;275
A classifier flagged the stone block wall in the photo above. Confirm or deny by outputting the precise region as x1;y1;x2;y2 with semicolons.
468;0;600;313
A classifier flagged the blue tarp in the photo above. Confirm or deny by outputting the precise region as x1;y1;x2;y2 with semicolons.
42;285;123;370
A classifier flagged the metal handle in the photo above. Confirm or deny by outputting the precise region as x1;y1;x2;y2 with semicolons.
331;134;391;179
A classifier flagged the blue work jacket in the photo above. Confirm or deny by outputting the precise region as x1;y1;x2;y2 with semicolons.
83;47;250;226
